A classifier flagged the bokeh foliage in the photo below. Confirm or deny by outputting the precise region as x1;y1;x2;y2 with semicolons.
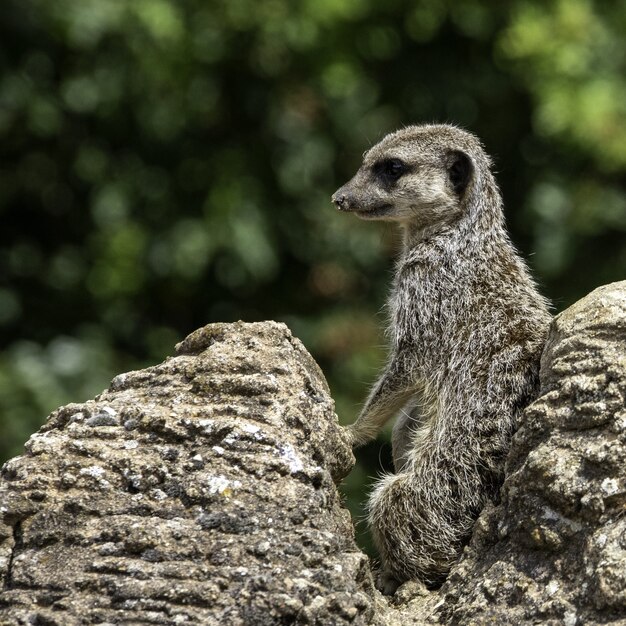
1;0;625;551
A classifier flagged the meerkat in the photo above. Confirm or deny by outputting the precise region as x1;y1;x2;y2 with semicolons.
332;124;551;592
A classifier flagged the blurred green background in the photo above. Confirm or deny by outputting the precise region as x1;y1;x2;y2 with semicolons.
1;0;625;551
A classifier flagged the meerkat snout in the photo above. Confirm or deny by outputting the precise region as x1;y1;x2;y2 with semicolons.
331;188;352;211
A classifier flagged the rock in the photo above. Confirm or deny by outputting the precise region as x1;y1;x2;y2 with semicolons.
1;283;624;625
0;321;372;625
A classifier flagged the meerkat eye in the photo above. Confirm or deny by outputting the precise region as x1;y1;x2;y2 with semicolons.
374;158;408;183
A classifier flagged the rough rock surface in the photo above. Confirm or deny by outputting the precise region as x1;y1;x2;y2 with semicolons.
0;282;625;626
0;322;374;625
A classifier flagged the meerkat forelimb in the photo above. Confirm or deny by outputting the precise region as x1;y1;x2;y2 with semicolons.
345;356;416;447
332;123;551;591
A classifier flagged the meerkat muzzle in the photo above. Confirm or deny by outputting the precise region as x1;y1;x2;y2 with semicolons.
331;188;354;211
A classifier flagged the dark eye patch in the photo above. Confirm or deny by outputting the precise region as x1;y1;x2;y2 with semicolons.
373;158;409;184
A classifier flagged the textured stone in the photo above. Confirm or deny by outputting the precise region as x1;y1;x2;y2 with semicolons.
1;282;625;625
0;321;372;625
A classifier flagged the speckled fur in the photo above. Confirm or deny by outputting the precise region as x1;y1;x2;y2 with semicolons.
332;124;551;589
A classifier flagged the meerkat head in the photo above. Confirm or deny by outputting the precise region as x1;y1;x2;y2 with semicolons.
332;124;490;231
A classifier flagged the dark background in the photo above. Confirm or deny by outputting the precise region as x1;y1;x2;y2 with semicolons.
1;0;625;551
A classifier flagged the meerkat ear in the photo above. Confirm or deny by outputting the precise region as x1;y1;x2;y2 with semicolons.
447;151;473;195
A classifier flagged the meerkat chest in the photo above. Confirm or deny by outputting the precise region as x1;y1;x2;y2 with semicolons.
390;264;464;351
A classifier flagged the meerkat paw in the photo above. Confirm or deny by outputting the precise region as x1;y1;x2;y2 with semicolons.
342;424;371;448
342;424;358;447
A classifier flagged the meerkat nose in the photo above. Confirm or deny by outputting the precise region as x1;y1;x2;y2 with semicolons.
332;193;346;208
332;188;352;211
